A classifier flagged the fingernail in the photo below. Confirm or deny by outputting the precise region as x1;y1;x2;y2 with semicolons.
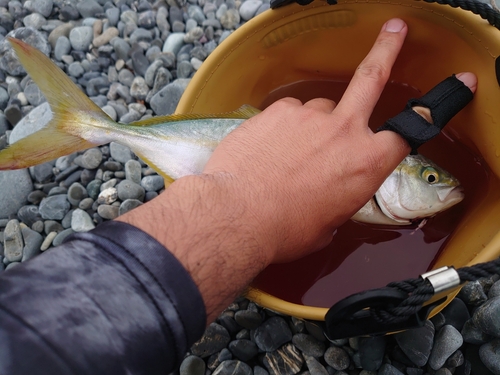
455;72;477;93
384;18;405;33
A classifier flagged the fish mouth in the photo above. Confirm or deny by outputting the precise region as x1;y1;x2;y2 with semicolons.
438;185;465;204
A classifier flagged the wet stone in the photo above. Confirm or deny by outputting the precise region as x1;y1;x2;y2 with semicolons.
67;182;89;206
191;322;231;358
80;169;97;186
429;325;463;370
489;280;500;299
110;142;134;163
21;226;42;262
472;296;500;337
263;343;303;375
44;220;63;234
71;209;95;232
55;165;79;183
117;180;145;201
431;313;447;332
179;355;206;375
254;366;269;375
4;220;24;263
213;360;252;375
54;36;71;61
304;355;328;375
458;281;488;306
61;209;74;229
32;0;54;18
79;197;94;211
31;221;44;233
32;161;54;183
52;228;74;247
75;148;103;170
39;195;70;220
140;175;164;192
358;336;387;371
234;309;263;330
218;313;241;337
17;205;42;227
97;204;119;220
229;339;258;361
253;316;292;352
150;78;191;116
69;26;93;51
292;333;325;358
394;320;435;367
86;179;102;200
379;363;405;375
0;169;33;219
119;199;143;215
76;0;104;18
324;345;350;371
479;340;500;374
438;298;469;331
239;0;262;21
447;350;464;368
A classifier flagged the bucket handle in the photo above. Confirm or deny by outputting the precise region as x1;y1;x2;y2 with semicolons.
270;0;500;30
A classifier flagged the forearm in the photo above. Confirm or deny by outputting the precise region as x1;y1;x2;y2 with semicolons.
116;174;273;323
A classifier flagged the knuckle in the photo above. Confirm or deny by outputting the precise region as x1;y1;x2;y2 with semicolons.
356;61;389;82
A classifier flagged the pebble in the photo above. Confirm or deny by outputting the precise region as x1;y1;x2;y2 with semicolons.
97;204;119;220
23;13;47;30
24;82;46;106
304;355;329;375
9;102;51;144
239;0;262;21
44;220;63;234
394;320;435;367
150;78;191;115
234;309;263;330
67;182;89;206
32;0;53;18
292;333;325;358
0;169;34;219
71;208;95;232
441;298;471;331
69;26;93;51
220;8;240;29
191;323;231;358
93;27;119;48
163;32;186;54
324;345;350;371
130;76;149;100
263;343;303;375
110;142;134;163
458;281;488;306
253;316;292;352
213;360;252;375
17;205;42;227
379;363;405;375
75;148;103;170
40;230;57;251
39;194;70;220
119;199;143;215
140;175;164;192
52;228;74;247
76;0;104;19
428;325;463;370
472;296;500;337
180;355;206;375
4;220;24;263
479;340;500;374
228;339;258;361
54;35;71;61
358;336;387;371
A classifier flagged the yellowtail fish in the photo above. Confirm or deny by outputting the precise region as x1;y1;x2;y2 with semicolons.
0;38;464;225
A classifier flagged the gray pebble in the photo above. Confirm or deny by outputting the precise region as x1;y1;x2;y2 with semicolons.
229;339;258;361
39;194;70;220
263;343;303;375
163;32;186;54
71;208;95;232
459;281;488;306
67;182;89;206
304;355;329;375
69;26;93;51
0;88;8;111
5;262;21;271
48;186;68;196
119;199;143;215
76;148;103;170
40;231;57;251
76;0;104;18
130;76;149;100
144;59;163;87
472;296;500;337
32;161;54;183
147;67;172;102
4;220;24;263
17;205;42;227
125;160;142;184
32;0;54;18
254;366;269;375
31;220;44;233
324;346;350;371
79;197;94;210
117;180;145;201
44;220;63;235
97;204;119;220
23;13;47;30
118;68;135;86
86;179;102;200
429;325;463;370
21;226;43;261
479;340;500;374
100;178;118;191
220;8;240;29
191;322;231;358
213;360;252;375
150;78;191;115
394;320;435;367
102;105;117;121
52;228;74;247
112;38;130;61
239;0;262;21
54;35;71;61
378;364;405;375
129;28;153;44
24;82;46;106
234;309;262;330
0;169;34;219
106;7;120;26
140;175;164;192
489;279;500;299
110;142;134;163
292;333;325;358
180;355;206;375
61;209;74;229
253;316;292;352
358;336;386;371
68;61;85;78
120;110;142;124
9;102;51;144
177;60;193;78
188;5;206;24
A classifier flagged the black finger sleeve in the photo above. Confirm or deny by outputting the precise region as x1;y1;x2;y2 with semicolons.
376;75;473;154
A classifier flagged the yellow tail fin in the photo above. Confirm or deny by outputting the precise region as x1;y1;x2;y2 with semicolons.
0;38;113;170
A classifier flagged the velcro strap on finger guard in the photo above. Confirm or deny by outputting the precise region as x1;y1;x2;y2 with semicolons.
377;75;473;154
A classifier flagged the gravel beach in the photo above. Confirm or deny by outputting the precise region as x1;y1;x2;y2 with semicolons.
1;0;500;374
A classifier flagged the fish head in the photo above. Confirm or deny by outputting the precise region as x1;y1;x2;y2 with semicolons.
374;154;464;224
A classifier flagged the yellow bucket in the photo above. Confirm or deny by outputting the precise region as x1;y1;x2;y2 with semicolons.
176;0;500;323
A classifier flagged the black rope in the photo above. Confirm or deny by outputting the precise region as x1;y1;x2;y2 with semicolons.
423;0;500;30
370;258;500;324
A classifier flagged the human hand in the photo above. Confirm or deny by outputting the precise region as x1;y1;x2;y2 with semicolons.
201;18;476;264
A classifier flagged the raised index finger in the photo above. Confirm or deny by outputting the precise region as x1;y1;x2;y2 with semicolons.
335;18;408;123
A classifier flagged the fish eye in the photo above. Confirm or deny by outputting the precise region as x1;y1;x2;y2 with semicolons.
422;168;439;184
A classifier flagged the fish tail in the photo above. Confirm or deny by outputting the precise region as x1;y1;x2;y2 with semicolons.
0;38;114;170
